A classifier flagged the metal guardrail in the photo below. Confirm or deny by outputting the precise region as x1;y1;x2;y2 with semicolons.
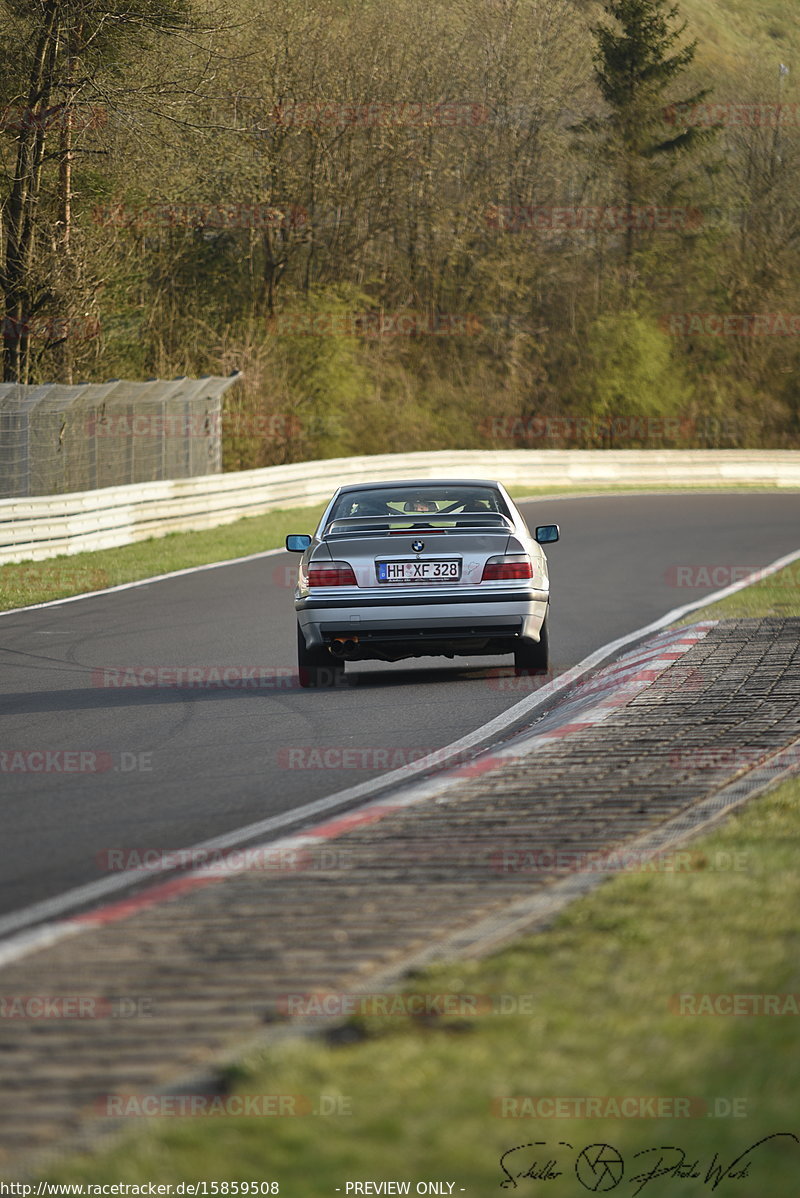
0;449;798;564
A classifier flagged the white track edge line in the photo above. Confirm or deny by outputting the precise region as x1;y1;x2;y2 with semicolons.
0;548;287;616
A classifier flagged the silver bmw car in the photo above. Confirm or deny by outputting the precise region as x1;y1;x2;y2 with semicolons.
285;478;559;687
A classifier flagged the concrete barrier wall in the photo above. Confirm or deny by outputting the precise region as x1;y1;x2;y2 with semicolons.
1;449;798;564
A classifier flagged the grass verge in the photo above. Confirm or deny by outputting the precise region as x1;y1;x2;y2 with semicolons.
0;504;326;612
49;771;800;1192
678;559;800;622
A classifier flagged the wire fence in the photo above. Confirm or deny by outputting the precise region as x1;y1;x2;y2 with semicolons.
0;374;241;498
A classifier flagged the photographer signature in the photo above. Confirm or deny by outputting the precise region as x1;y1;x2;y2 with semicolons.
498;1132;799;1192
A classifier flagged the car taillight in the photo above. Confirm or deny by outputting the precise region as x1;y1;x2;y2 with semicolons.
481;555;532;581
307;562;357;587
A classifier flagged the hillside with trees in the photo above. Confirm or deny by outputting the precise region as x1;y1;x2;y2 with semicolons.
1;0;798;465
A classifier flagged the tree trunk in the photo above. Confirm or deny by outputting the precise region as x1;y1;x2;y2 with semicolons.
3;1;60;382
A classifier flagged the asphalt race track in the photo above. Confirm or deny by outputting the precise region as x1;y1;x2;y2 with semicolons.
1;492;798;924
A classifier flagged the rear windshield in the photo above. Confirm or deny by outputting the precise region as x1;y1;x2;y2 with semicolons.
329;485;510;522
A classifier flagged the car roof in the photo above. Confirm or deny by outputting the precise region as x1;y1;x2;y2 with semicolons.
335;478;504;494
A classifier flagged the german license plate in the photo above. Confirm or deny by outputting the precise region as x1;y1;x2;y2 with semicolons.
377;559;461;583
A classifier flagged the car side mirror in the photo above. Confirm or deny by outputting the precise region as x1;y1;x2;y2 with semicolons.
535;524;560;544
285;534;312;552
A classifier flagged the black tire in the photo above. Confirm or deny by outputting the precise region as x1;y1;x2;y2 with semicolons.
297;623;344;689
514;614;549;677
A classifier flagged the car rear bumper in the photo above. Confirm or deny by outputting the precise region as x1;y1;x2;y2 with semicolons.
296;589;549;655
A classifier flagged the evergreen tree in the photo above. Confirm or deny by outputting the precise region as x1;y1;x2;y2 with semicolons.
592;0;710;268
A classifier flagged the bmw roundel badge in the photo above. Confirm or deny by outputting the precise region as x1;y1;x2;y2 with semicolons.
412;540;424;552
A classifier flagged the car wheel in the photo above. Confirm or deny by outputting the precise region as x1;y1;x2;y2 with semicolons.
297;623;344;689
514;614;549;677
